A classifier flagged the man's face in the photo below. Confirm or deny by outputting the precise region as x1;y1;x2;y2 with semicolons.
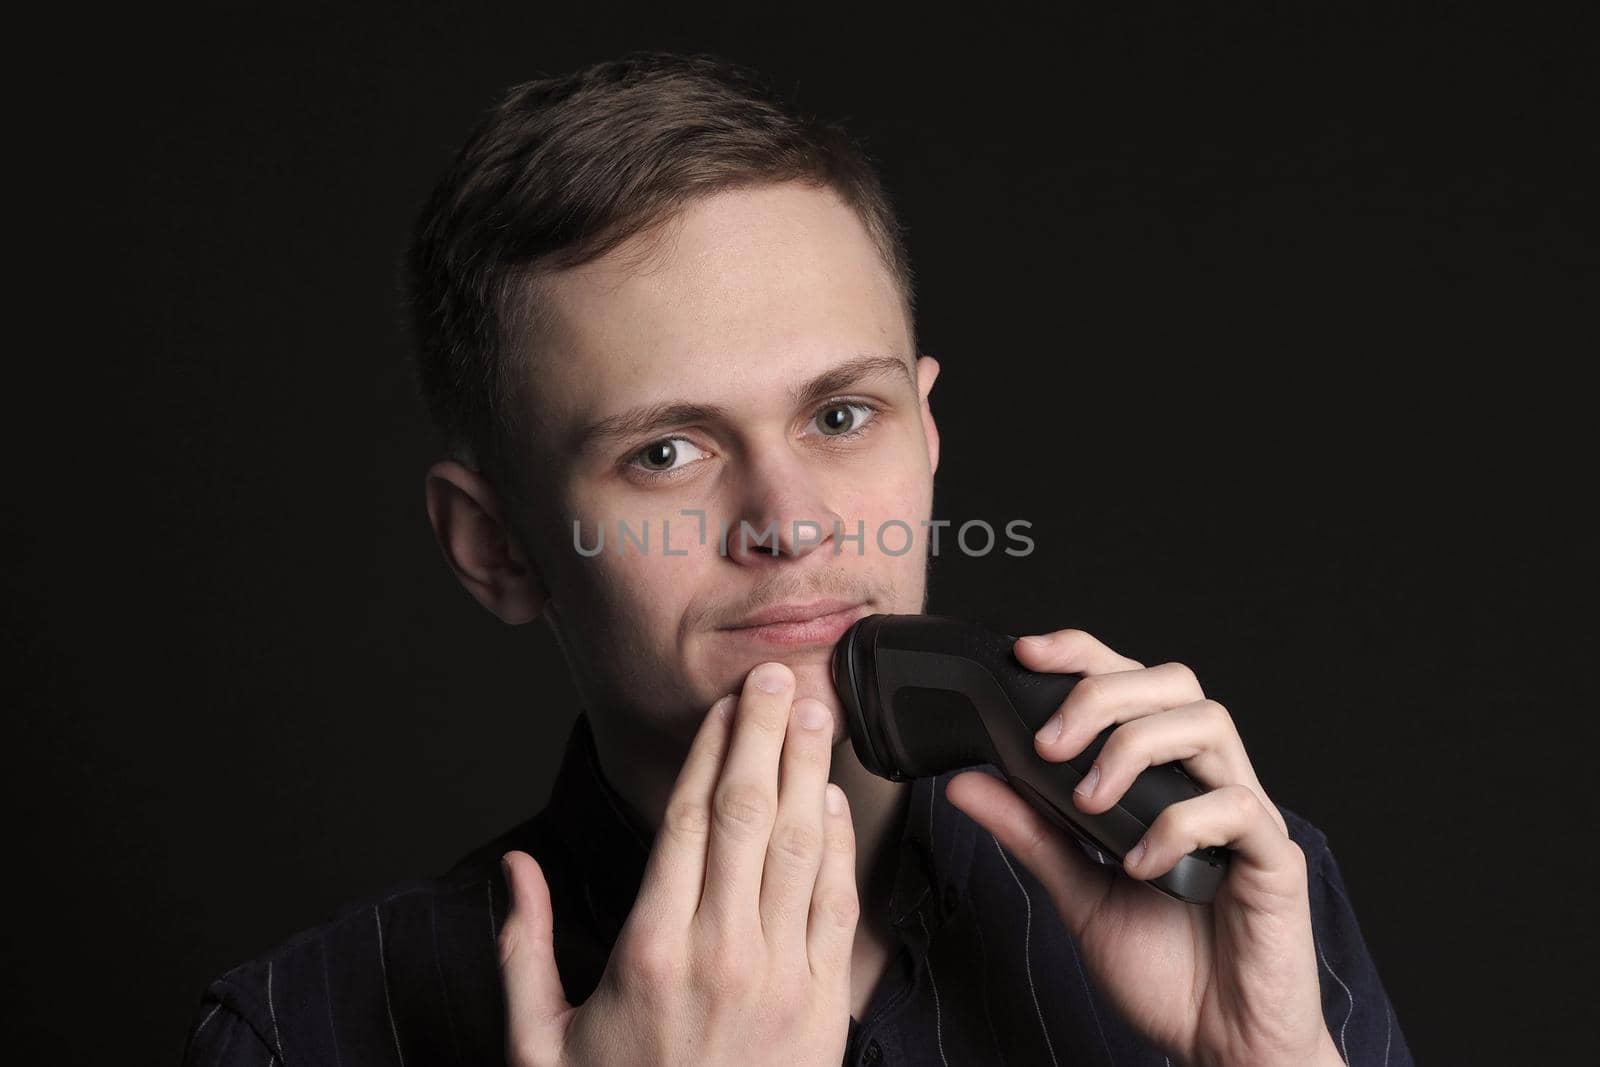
517;180;940;746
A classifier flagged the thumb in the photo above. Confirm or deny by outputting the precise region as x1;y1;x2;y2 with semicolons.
945;770;1117;936
499;851;572;1064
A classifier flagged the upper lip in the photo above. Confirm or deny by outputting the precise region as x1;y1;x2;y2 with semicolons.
724;599;864;629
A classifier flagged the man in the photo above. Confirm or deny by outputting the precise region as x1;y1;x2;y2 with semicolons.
182;50;1411;1065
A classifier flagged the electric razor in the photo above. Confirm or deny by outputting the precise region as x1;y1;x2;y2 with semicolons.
831;613;1231;904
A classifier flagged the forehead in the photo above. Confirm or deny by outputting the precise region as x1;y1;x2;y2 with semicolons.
525;182;911;441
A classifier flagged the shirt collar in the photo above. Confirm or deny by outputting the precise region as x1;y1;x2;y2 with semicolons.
540;711;980;948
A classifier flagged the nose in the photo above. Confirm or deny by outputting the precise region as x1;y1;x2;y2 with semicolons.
722;444;843;565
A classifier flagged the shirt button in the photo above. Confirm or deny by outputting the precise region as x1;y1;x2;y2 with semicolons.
943;885;959;916
862;1038;883;1064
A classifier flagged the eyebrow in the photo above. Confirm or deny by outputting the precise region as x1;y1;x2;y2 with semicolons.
567;353;916;454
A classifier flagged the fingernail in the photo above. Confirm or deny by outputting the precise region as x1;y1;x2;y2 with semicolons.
796;698;829;730
1017;635;1047;650
1036;714;1064;744
752;662;792;693
500;853;512;880
1127;837;1147;870
1075;763;1100;798
825;783;845;814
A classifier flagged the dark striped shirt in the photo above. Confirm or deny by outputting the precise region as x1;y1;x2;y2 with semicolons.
181;712;1413;1065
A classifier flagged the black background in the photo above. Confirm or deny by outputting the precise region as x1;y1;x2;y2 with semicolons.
8;4;1594;1063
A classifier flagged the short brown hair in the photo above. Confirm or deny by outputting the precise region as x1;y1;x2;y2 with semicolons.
404;50;919;515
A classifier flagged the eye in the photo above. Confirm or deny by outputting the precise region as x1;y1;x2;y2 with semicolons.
629;437;710;479
811;401;879;438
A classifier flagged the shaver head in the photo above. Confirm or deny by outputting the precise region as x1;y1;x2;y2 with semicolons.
831;614;900;779
831;612;1008;781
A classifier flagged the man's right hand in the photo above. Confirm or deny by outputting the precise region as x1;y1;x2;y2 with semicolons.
497;661;859;1066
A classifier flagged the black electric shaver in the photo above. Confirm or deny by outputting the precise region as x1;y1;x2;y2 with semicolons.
831;613;1230;904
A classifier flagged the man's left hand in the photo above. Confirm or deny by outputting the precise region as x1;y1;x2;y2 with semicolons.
945;627;1344;1067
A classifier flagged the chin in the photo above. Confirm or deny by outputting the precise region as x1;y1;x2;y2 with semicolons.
790;656;843;694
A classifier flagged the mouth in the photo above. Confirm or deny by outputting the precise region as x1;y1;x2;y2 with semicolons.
719;599;870;648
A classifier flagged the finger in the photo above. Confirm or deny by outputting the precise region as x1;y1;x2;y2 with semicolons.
1070;699;1288;836
634;693;739;930
1032;661;1206;760
806;782;860;983
1069;698;1248;804
1012;627;1145;676
761;697;835;949
698;661;795;936
499;851;572;1067
944;769;1115;938
1125;783;1302;892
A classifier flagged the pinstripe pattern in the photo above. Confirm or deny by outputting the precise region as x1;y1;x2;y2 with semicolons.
179;712;1413;1066
374;905;406;1067
316;935;343;1067
966;892;1006;1065
993;834;1061;1067
265;960;283;1063
1317;930;1357;1063
916;911;949;1066
429;896;466;1067
194;1003;222;1040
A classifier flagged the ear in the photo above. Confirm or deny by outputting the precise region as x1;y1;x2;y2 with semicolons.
424;459;550;625
916;354;941;476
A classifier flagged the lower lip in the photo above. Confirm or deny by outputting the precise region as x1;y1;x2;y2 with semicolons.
723;605;865;647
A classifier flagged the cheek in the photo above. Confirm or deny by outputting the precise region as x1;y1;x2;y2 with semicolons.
610;527;712;604
558;548;702;702
833;459;933;610
581;520;712;621
859;425;934;513
839;467;933;544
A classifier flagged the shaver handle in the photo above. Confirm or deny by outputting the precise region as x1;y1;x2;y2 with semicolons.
850;614;1231;904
